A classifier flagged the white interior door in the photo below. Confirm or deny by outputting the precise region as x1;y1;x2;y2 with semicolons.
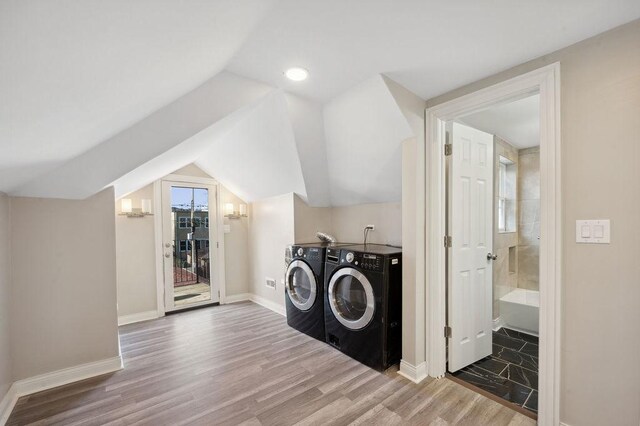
161;180;220;312
447;122;495;372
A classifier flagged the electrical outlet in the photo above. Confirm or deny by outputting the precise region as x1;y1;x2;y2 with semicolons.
266;278;276;289
366;224;375;231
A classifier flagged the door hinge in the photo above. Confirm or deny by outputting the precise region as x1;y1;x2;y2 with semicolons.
216;242;219;248
444;131;452;156
444;235;452;248
445;326;452;338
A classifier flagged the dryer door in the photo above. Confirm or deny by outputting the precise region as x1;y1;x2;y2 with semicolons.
327;268;375;330
285;260;317;311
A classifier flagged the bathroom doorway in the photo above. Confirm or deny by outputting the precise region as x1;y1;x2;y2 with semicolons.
423;64;561;425
445;94;541;416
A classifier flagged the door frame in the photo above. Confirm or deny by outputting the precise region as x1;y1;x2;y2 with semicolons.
153;173;227;315
423;63;561;425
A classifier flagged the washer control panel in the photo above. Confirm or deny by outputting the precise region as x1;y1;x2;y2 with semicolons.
292;246;322;262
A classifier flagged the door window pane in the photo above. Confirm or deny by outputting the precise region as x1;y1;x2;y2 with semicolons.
171;186;211;307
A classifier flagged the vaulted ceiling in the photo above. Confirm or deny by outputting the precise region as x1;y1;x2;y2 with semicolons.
2;1;639;206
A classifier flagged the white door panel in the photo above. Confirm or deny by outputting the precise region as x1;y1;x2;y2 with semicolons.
448;123;494;372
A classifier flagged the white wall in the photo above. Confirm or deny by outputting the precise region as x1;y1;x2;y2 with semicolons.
10;188;120;380
115;184;158;317
0;193;12;398
248;193;294;310
426;19;640;426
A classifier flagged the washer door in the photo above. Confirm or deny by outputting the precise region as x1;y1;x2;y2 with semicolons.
285;260;317;311
327;268;375;330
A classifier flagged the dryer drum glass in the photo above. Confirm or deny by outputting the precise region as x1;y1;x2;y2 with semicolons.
333;276;367;321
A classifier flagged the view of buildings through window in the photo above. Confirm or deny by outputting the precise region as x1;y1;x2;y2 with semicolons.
171;187;210;289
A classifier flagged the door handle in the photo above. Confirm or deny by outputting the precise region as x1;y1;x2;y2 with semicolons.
487;253;498;261
164;253;171;258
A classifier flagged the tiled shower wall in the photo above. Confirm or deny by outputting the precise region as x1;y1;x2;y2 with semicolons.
492;136;519;320
517;147;540;291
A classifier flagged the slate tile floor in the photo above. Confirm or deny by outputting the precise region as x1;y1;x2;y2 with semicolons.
452;328;539;414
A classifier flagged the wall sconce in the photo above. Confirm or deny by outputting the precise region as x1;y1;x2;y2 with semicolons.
119;198;153;218
224;203;248;219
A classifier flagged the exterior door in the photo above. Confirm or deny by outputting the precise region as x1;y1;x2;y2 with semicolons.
161;181;219;312
447;122;495;372
327;268;375;330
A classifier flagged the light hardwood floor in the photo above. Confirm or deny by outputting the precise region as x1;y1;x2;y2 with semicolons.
7;302;536;425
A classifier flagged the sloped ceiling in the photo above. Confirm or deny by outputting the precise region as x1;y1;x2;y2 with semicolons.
324;75;414;206
195;91;307;203
3;1;640;205
0;0;276;193
227;0;640;102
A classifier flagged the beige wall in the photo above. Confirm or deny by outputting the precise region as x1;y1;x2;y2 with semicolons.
0;193;12;397
293;194;332;243
222;186;250;296
426;19;640;426
493;136;519;319
292;195;402;246
115;184;158;317
10;188;120;380
517;147;540;291
115;165;250;319
401;137;422;367
384;77;427;369
330;202;402;246
248;193;294;309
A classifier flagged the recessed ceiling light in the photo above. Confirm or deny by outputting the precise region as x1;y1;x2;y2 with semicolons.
284;67;309;82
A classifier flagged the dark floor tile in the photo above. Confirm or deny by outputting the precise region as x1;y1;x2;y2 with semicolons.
493;332;526;352
473;356;508;375
453;366;532;407
492;345;538;371
524;390;538;413
500;364;538;390
520;342;539;357
498;328;539;345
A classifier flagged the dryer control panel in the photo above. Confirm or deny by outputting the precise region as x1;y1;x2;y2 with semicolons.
327;249;384;272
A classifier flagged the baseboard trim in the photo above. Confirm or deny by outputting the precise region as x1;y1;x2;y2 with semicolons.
118;310;160;326
0;356;123;425
397;360;428;384
248;294;286;316
492;316;504;331
223;293;251;304
0;385;17;426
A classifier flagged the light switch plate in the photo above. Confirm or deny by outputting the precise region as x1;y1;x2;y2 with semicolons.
576;219;610;244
